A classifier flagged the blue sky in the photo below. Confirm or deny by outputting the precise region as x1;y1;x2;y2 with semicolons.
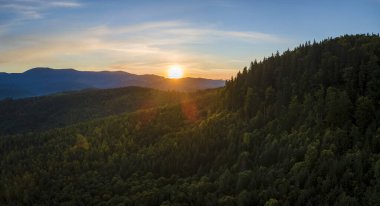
0;0;379;79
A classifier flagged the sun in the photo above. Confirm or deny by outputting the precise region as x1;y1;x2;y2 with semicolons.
167;65;184;79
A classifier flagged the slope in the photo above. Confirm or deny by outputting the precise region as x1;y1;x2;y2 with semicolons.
0;86;184;135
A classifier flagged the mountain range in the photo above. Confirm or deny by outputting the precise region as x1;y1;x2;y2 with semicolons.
0;67;225;99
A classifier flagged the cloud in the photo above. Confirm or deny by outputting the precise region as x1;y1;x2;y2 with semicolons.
0;21;289;78
0;0;82;19
88;21;286;47
48;1;81;8
1;3;43;19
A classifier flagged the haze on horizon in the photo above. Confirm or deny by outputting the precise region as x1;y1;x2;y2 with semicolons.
0;0;379;79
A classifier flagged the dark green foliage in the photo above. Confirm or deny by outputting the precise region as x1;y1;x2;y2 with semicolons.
355;96;375;131
325;87;352;127
1;34;380;205
0;87;183;135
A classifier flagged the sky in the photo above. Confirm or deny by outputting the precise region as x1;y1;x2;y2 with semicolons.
0;0;379;79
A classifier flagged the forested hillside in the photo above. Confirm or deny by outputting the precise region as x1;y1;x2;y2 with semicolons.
0;87;183;135
1;34;380;205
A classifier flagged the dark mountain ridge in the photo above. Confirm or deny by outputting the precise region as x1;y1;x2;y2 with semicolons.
0;67;225;99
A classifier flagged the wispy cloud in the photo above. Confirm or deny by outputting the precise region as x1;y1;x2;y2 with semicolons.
1;3;43;19
48;1;81;8
89;21;286;46
0;0;82;19
0;21;289;78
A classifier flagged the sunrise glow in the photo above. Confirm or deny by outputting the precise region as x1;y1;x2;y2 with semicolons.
167;65;184;79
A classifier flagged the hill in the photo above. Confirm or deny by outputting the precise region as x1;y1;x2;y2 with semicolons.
0;86;186;135
0;68;225;99
1;34;380;205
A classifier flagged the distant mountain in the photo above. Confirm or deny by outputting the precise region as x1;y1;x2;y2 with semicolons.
0;67;225;99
